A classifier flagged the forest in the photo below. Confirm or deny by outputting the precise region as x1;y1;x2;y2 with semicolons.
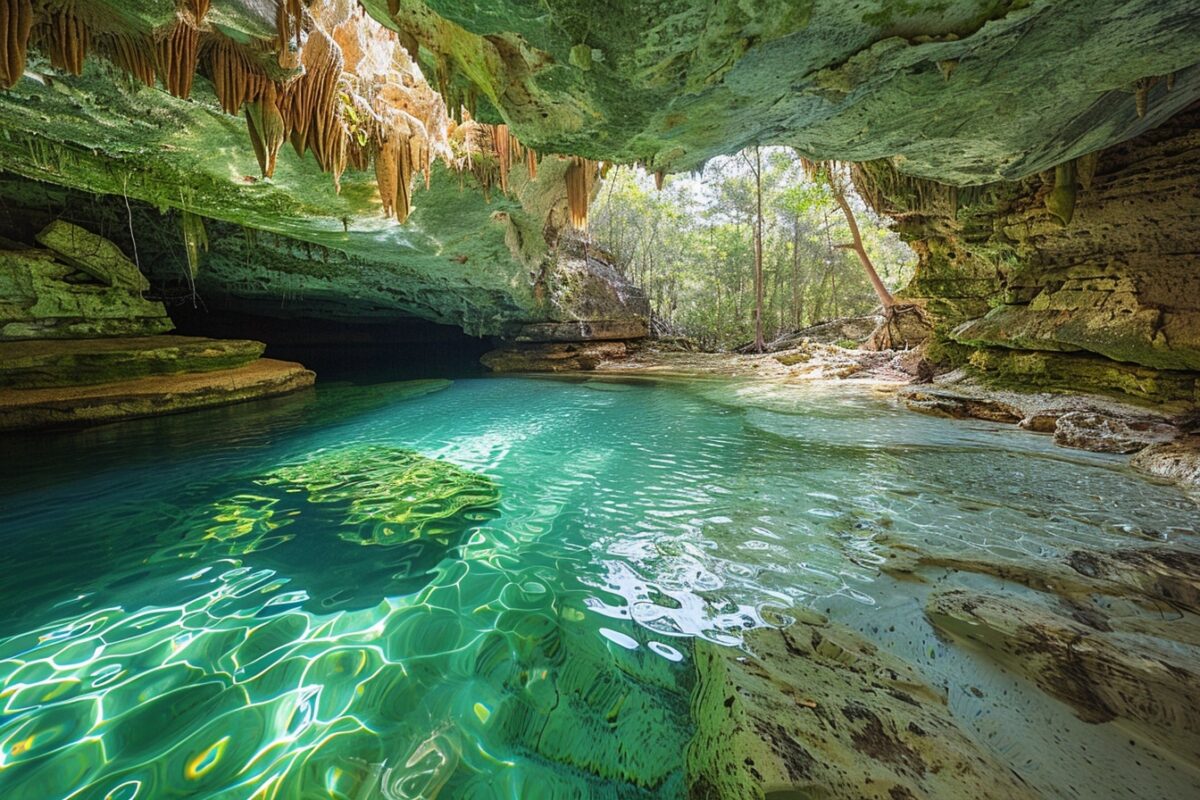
591;148;916;350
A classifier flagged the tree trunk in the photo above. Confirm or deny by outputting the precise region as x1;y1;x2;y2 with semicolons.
827;169;894;310
753;146;766;352
791;212;801;329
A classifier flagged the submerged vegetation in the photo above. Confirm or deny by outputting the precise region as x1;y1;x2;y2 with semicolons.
592;149;915;349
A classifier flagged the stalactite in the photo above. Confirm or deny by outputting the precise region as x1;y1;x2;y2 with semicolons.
374;128;414;223
157;16;200;98
276;0;303;52
245;82;285;177
207;35;269;114
566;156;593;231
99;31;155;87
279;27;344;172
1133;76;1158;119
180;210;208;277
494;123;511;194
1045;159;1078;226
0;0;34;89
39;7;89;76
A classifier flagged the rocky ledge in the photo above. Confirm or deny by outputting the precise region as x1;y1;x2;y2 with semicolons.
1;222;315;430
0;358;314;431
896;369;1200;493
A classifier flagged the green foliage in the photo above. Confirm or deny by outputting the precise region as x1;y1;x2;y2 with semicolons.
592;148;914;349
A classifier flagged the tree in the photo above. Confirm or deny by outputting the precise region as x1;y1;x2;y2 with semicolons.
591;147;916;350
824;165;894;310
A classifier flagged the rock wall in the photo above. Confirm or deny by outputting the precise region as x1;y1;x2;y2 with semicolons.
859;102;1200;405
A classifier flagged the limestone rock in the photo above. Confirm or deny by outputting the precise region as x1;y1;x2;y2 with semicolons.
900;386;1023;423
511;319;648;343
0;359;314;431
35;220;150;291
0;248;171;340
1131;436;1200;492
1052;411;1178;454
688;614;1037;799
0;336;265;388
927;589;1200;761
480;341;628;372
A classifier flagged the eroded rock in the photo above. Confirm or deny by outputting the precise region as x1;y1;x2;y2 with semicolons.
688;614;1036;800
1052;411;1178;454
927;589;1200;761
1132;436;1200;493
480;341;628;372
35;220;149;291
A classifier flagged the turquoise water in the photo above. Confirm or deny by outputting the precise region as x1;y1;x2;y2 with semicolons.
1;376;1197;799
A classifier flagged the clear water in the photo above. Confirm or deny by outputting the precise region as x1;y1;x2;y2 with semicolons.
1;376;1197;799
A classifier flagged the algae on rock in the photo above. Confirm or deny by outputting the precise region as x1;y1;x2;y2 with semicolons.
257;444;500;545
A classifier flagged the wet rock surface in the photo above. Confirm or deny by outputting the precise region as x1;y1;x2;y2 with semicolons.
688;613;1036;800
926;589;1200;761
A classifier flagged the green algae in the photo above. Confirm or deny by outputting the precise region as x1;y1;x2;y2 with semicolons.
257;444;501;546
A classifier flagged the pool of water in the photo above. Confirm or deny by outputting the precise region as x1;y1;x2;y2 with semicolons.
1;376;1197;798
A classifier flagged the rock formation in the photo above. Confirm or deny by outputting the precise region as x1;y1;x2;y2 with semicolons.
0;221;313;429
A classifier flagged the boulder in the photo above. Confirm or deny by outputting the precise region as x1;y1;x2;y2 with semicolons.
0;248;171;340
35;220;150;291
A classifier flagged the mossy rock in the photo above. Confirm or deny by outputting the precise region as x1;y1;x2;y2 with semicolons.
257;444;500;546
967;347;1199;406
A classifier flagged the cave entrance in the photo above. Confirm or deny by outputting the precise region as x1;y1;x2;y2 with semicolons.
166;306;491;382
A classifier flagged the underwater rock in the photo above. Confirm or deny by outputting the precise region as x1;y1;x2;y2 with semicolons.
1052;411;1179;454
927;589;1200;761
0;358;314;431
258;444;500;546
1132;436;1200;493
880;537;1200;616
688;612;1036;800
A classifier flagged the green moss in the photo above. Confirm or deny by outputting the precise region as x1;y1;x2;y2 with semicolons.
968;347;1199;405
257;444;501;546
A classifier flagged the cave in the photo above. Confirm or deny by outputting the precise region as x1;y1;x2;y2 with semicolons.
1;2;1198;799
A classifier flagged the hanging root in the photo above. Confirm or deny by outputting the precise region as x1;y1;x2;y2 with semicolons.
0;0;34;88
